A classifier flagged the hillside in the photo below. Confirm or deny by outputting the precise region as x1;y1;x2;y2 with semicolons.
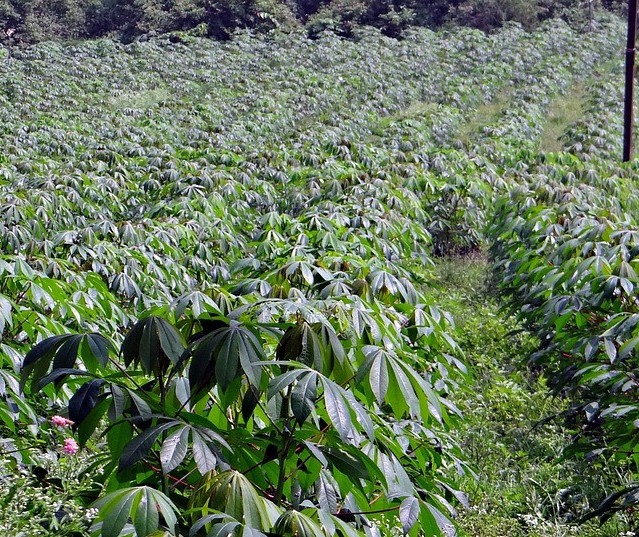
0;13;637;536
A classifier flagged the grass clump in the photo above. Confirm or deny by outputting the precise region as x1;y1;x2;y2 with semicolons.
539;83;587;152
432;255;635;537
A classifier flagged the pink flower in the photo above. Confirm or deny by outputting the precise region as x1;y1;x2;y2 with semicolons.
63;438;79;455
51;415;74;428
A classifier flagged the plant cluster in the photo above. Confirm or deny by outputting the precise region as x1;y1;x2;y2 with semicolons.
0;11;632;536
488;154;639;523
0;23;555;537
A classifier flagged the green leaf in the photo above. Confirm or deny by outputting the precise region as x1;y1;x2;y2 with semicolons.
324;447;368;481
277;322;322;370
188;321;264;393
603;338;617;363
52;335;82;370
132;487;160;537
100;489;138;537
0;294;13;337
160;426;190;474
426;503;455;536
241;384;261;422
206;522;241;537
192;430;217;474
94;487;178;537
85;333;113;368
119;422;176;471
316;471;338;513
78;396;110;447
122;317;184;375
291;372;317;425
69;378;105;428
268;369;306;399
192;470;273;530
22;334;72;390
322;379;352;442
155;317;186;364
273;510;323;537
36;368;91;390
399;496;419;534
369;348;389;404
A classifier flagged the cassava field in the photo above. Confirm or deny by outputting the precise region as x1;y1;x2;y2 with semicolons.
0;14;639;537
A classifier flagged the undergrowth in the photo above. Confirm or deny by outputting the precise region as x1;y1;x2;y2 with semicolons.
433;255;635;537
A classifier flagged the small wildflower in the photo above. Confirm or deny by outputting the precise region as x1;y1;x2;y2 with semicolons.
85;508;99;521
62;438;79;455
51;415;74;428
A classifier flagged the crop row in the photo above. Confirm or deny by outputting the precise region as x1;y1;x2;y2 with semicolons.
0;17;630;536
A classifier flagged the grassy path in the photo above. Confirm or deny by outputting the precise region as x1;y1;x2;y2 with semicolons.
432;257;632;537
539;83;588;153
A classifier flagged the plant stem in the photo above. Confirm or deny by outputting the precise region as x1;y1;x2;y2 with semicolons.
274;384;294;505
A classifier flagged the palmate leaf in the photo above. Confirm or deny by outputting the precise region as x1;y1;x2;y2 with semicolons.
188;320;265;394
93;486;178;537
119;422;177;471
191;470;278;531
358;345;442;422
364;444;414;499
273;510;324;537
277;322;323;371
121;316;185;375
21;333;113;391
121;418;229;475
171;290;223;318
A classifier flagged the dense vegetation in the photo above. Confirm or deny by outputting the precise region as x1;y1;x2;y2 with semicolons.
0;0;623;43
0;6;638;537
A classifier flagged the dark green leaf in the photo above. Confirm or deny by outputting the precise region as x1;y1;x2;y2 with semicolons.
119;422;176;471
69;379;105;428
291;372;317;425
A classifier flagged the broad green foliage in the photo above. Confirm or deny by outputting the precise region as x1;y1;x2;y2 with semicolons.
0;12;632;536
481;27;639;523
488;161;639;523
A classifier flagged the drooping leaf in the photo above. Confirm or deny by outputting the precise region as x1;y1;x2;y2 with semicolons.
273;509;323;537
192;430;217;475
122;317;185;375
316;471;338;513
399;496;420;534
22;333;110;391
187;321;264;393
160;425;190;474
119;422;177;471
69;378;105;428
291;372;317;425
322;378;353;442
